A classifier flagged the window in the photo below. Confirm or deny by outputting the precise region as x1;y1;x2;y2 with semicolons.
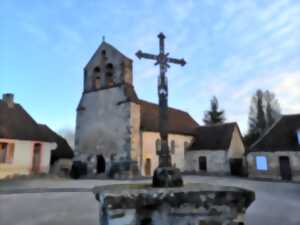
0;143;8;163
0;142;14;163
297;130;300;145
256;156;268;171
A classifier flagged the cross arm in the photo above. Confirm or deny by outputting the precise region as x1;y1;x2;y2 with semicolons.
136;50;158;61
167;57;186;66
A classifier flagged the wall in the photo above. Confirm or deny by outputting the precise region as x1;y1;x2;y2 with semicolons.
0;138;56;179
141;131;193;176
228;127;245;158
84;43;132;91
129;102;141;164
75;86;131;170
247;151;300;181
185;150;230;174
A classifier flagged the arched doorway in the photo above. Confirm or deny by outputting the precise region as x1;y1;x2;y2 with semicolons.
144;158;151;176
97;155;106;174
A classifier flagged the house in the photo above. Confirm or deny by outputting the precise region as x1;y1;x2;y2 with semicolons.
74;40;246;178
39;124;74;176
185;123;246;176
247;114;300;181
74;40;199;177
0;93;72;179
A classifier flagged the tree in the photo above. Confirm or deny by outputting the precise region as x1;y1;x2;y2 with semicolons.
264;90;281;127
203;96;225;125
245;89;281;147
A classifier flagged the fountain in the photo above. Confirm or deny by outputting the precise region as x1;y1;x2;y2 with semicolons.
93;33;255;225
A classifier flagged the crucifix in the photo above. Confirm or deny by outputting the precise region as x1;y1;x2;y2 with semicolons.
136;33;186;187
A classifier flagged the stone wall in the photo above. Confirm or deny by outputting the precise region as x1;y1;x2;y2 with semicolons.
84;42;132;91
247;151;300;181
75;86;132;174
93;183;255;225
141;132;193;176
228;126;245;158
185;150;230;175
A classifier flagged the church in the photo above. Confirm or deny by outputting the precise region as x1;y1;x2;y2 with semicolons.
74;41;246;177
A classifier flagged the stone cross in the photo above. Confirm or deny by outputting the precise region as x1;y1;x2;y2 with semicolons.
136;33;186;187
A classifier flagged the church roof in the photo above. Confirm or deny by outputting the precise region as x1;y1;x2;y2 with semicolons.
249;114;300;152
122;84;199;135
139;100;199;135
188;123;238;150
0;99;55;142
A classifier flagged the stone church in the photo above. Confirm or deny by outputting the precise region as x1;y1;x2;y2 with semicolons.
74;41;245;177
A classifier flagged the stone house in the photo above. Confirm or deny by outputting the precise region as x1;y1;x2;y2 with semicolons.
185;123;246;175
247;114;300;181
0;93;73;179
74;41;199;177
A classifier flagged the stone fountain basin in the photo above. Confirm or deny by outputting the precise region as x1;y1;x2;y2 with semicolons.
93;183;255;225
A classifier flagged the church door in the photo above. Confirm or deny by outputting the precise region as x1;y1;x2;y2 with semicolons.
279;156;292;180
32;143;42;173
97;155;106;173
145;158;151;176
199;156;207;172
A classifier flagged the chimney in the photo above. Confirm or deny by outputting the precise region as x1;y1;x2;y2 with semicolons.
2;93;14;108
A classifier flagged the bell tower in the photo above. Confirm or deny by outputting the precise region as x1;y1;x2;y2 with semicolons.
75;40;138;177
83;41;133;93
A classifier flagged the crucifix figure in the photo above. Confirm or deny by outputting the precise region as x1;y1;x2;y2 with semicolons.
136;33;186;187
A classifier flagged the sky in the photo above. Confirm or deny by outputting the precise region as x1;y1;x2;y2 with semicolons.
1;0;300;134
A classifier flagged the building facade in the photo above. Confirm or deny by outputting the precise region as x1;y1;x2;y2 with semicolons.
247;114;300;181
185;123;246;176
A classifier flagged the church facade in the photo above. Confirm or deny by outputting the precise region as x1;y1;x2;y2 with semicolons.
74;41;245;177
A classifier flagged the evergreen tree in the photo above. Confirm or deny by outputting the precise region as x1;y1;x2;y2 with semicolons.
203;96;225;125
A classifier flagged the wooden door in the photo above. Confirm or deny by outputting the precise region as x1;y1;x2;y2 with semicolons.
279;156;292;180
144;158;151;176
199;156;207;171
32;144;41;173
230;158;243;176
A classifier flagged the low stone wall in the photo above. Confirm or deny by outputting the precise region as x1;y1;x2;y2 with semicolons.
93;183;255;225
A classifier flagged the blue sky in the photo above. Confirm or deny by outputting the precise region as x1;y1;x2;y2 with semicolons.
1;0;299;134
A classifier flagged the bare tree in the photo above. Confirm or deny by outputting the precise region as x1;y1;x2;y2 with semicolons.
58;127;75;149
245;89;281;146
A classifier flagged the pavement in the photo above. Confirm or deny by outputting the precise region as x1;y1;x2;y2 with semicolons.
0;176;299;225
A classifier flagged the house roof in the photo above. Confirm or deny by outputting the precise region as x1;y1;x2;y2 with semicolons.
188;123;238;150
38;125;74;163
139;100;199;135
0;100;55;142
249;114;300;152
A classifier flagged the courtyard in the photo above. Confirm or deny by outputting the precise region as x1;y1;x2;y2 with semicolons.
0;176;299;225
